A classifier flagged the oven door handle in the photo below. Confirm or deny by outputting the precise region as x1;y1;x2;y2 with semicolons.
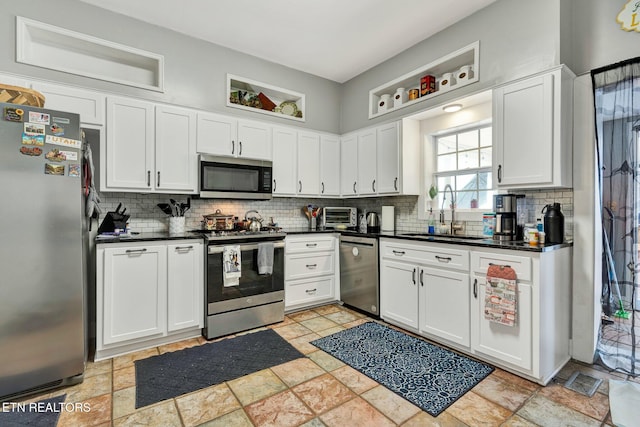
208;241;285;254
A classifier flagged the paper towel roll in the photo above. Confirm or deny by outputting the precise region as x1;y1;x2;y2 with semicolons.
381;206;395;232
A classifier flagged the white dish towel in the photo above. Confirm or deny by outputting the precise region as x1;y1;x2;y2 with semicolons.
223;245;241;287
258;242;274;275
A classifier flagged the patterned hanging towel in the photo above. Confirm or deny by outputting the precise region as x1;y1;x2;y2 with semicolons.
484;264;518;326
223;245;241;287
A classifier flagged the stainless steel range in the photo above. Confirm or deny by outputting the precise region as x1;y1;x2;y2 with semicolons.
195;230;286;339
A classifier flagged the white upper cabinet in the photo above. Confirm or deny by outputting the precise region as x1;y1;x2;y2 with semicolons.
297;131;321;195
493;65;574;189
31;81;105;125
237;120;272;160
105;96;155;191
104;96;196;193
340;134;358;196
357;128;377;196
320;135;341;197
196;114;271;161
272;126;298;196
376;122;400;194
196;112;237;156
155;105;197;192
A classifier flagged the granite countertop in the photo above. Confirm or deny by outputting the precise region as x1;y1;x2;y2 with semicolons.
95;231;205;244
283;227;571;253
97;228;571;253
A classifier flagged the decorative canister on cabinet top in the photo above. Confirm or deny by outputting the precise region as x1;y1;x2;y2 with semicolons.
393;87;407;107
408;87;420;100
378;94;392;113
439;72;455;91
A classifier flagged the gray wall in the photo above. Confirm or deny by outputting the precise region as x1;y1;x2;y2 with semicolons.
339;0;561;133
0;0;342;133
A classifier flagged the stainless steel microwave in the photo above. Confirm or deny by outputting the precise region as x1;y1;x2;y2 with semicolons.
199;155;273;199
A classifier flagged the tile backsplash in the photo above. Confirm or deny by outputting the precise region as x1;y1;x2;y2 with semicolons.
98;188;573;240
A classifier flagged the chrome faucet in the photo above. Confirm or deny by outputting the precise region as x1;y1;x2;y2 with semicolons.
442;184;463;235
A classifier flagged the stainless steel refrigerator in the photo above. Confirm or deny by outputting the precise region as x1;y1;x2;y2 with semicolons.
0;102;85;399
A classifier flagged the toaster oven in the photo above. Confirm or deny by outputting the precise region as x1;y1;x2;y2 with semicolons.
321;207;357;229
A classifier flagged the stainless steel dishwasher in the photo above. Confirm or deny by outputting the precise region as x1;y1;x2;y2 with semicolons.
339;235;379;316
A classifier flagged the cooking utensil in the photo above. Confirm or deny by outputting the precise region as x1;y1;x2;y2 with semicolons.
115;202;122;214
157;203;173;216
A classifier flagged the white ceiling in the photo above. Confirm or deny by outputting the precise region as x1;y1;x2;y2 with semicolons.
76;0;496;83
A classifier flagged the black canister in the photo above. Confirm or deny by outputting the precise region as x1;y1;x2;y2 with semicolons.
542;203;564;244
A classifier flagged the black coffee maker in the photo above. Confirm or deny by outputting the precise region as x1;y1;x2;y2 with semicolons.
493;194;525;241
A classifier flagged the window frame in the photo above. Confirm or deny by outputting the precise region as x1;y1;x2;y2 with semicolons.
432;123;493;212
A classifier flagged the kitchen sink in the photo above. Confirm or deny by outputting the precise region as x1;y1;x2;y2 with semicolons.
399;233;488;241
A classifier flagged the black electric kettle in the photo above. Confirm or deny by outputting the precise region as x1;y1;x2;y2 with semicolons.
542;203;564;244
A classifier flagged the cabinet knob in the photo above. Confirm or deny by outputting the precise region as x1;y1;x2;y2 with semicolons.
412;267;416;285
372;179;376;192
273;179;277;192
298;180;302;192
239;141;243;156
321;182;325;194
498;164;502;183
147;171;151;187
231;140;235;155
420;269;424;286
157;171;160;187
473;278;478;298
353;182;357;194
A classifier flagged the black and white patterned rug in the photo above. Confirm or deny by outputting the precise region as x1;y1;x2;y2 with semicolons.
311;322;494;417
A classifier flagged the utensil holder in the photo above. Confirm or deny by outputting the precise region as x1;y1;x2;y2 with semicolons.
309;217;317;231
169;217;185;234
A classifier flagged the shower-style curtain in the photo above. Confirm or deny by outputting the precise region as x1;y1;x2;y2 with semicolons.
592;58;640;375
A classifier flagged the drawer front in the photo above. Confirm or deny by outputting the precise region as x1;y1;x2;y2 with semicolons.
285;276;334;307
381;242;469;271
286;236;335;253
470;251;532;281
286;252;334;280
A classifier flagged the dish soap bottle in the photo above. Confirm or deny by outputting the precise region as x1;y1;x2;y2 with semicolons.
359;212;367;233
428;209;435;234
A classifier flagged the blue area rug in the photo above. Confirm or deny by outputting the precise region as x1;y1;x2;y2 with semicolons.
311;322;494;416
135;328;303;408
0;394;66;427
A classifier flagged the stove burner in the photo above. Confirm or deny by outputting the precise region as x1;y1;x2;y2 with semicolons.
189;228;286;242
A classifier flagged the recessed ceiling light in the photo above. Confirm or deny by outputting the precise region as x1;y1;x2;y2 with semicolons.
443;103;462;113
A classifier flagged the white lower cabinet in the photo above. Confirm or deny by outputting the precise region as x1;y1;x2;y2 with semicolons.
285;234;339;311
380;237;571;385
96;240;204;360
379;259;419;329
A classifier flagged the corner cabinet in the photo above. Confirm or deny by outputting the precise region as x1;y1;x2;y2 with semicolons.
95;239;204;360
104;97;197;193
340;119;419;198
284;234;339;311
493;65;574;189
379;237;571;385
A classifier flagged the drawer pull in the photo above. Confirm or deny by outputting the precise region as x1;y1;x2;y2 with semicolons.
126;248;147;255
412;267;416;285
435;255;452;263
473;278;478;298
305;288;317;294
306;264;317;269
306;243;318;247
392;250;405;256
175;246;194;251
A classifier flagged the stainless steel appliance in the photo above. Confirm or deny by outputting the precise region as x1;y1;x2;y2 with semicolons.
0;103;85;399
493;194;525;241
200;230;286;339
340;235;379;316
199;155;273;199
321;207;357;229
366;212;380;233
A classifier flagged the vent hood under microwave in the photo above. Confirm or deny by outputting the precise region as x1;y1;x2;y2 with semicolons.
199;155;273;200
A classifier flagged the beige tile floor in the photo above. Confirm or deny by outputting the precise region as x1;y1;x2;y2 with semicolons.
14;303;629;426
